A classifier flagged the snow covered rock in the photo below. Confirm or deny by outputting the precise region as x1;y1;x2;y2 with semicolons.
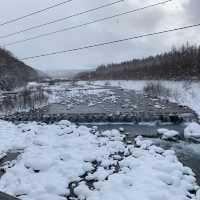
157;128;180;140
197;189;200;199
184;122;200;140
119;127;125;133
27;82;40;90
0;120;199;200
57;120;71;126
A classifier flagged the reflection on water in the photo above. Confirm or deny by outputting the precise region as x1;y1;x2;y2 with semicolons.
0;88;48;116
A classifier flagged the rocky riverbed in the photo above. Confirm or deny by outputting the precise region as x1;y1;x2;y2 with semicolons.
2;85;198;123
0;81;200;200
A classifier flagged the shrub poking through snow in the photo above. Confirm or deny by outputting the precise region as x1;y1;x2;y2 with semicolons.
0;120;199;200
143;81;171;98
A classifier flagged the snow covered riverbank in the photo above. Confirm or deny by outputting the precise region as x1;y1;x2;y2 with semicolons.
46;80;200;119
91;80;200;118
0;120;199;200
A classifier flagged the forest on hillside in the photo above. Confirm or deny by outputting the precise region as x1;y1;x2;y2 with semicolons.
0;47;40;91
77;44;200;80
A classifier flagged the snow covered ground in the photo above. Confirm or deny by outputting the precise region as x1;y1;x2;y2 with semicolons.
1;80;200;199
103;80;200;119
90;80;200;117
2;80;199;120
46;81;113;105
0;120;199;200
46;80;200;117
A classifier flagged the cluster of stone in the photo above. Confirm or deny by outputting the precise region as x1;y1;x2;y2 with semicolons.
2;111;197;124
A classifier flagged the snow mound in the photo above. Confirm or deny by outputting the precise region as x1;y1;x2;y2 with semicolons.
0;120;199;200
184;122;200;140
157;128;180;140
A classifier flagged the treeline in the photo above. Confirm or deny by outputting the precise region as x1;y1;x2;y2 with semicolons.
77;44;200;80
0;47;40;91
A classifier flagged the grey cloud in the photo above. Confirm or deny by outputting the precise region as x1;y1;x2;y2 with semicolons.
185;0;200;22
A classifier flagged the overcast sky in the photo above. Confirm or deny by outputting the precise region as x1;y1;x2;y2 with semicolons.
0;0;199;71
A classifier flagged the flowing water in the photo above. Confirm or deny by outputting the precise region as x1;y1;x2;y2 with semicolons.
85;123;200;185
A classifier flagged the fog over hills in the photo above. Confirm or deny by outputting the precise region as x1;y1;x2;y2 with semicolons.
45;69;89;80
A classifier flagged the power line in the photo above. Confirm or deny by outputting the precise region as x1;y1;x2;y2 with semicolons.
21;23;200;61
0;0;73;27
5;0;172;47
0;0;124;39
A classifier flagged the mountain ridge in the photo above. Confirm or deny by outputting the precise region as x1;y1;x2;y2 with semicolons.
0;47;42;91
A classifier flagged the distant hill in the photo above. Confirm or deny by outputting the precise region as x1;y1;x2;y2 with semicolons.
46;69;86;80
0;48;42;91
77;44;200;81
